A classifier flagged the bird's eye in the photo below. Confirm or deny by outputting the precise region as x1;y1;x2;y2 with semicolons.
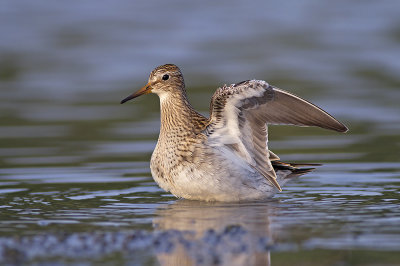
162;74;169;81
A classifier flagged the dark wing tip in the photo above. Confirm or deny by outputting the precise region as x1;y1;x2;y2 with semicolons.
310;117;348;133
331;121;349;133
339;123;349;133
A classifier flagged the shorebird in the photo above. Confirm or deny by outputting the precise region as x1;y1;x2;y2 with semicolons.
121;64;348;202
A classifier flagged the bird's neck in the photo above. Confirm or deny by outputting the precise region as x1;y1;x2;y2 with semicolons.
159;92;196;134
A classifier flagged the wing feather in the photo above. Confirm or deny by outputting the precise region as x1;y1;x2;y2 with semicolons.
205;80;347;190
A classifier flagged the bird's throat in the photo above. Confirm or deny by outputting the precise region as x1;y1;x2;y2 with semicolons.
159;93;195;134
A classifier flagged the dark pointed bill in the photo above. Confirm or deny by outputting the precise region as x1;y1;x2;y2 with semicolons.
120;83;152;104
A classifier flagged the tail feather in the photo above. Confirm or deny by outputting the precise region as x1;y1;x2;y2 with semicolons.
272;160;318;179
289;167;315;176
286;163;322;167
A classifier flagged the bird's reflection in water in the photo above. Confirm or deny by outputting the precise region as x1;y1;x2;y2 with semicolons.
153;200;281;266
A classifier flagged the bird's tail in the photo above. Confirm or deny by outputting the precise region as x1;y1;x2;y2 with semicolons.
272;161;320;179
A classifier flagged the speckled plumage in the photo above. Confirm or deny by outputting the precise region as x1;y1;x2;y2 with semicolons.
121;64;348;202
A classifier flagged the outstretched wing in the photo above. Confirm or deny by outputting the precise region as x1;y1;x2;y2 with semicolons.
204;80;347;190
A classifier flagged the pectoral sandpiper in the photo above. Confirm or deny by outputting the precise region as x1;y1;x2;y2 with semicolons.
121;64;347;202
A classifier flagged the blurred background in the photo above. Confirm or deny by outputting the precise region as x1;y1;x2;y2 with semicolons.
0;0;399;265
1;0;399;165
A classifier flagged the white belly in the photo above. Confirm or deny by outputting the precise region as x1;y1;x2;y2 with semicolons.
150;145;284;202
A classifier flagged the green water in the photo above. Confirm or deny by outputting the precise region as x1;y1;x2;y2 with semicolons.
1;0;400;265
